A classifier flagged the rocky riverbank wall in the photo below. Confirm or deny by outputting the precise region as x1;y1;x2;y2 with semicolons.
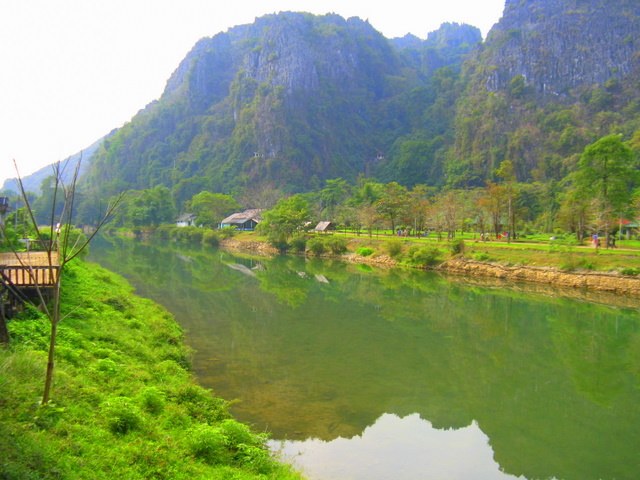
437;257;640;296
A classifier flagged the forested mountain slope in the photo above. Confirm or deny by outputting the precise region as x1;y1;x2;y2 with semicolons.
83;13;479;202
448;0;640;185
82;2;640;206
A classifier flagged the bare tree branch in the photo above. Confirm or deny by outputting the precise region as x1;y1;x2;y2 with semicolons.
5;157;121;403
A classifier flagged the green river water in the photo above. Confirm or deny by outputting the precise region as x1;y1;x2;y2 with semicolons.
89;237;640;480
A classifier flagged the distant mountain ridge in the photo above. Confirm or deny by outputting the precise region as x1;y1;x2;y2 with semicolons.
2;137;104;195
76;2;640;202
83;13;480;201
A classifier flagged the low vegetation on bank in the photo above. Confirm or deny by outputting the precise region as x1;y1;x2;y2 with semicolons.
161;224;640;275
120;217;640;285
0;260;302;480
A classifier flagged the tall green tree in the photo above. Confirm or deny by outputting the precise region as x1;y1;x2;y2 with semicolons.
319;178;351;220
113;186;177;228
32;175;65;225
258;195;311;249
431;190;463;239
557;188;592;241
406;185;432;233
351;180;383;207
495;160;518;242
189;191;239;228
482;182;507;237
376;182;409;232
574;134;637;239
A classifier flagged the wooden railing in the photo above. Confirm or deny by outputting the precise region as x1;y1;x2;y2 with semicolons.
0;252;60;292
0;265;60;287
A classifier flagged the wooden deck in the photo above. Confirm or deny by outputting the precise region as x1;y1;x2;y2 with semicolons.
0;251;60;288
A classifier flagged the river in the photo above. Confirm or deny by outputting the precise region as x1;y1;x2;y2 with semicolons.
88;236;640;480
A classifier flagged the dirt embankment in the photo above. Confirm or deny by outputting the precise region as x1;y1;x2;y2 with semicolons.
220;239;279;256
221;239;640;297
437;257;640;296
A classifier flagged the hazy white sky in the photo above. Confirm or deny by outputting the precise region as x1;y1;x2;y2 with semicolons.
0;0;505;186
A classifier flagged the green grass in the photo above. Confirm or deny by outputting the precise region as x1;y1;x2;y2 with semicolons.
0;260;303;480
229;229;640;273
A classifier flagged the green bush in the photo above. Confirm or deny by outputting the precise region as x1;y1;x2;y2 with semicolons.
473;252;491;261
307;237;326;256
172;227;187;242
266;233;289;252
94;358;120;376
384;238;403;258
220;419;273;473
237;443;274;474
174;385;229;423
186;227;203;243
220;419;261;447
408;246;441;266
167;226;179;241
219;226;237;239
356;247;374;256
137;387;165;415
450;238;465;255
327;236;348;254
186;424;229;464
102;397;143;435
560;258;595;271
289;236;307;252
202;230;220;247
185;420;273;472
620;267;639;276
33;402;66;430
104;296;130;312
171;226;202;243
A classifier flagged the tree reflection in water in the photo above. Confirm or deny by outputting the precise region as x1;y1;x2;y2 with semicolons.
89;237;640;480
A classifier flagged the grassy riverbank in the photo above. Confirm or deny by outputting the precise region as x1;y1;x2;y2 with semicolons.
0;260;303;480
228;230;640;272
218;230;640;295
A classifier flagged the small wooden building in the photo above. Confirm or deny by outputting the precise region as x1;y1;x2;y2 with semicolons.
220;209;263;231
0;251;60;322
176;213;198;227
0;251;60;289
314;221;335;233
620;219;640;239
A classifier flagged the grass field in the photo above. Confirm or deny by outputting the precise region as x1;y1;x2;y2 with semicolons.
233;229;640;274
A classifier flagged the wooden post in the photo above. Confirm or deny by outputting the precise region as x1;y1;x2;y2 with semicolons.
0;298;9;345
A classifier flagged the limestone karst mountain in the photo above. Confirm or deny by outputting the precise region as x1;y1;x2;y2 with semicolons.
76;2;639;206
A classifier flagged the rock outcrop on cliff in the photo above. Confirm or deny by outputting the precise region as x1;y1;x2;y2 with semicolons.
483;0;640;96
448;0;640;185
78;3;640;206
80;14;483;198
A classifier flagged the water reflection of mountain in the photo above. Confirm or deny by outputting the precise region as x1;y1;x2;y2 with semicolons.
89;237;640;480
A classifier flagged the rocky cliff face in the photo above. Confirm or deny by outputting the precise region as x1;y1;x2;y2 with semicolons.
163;13;403;109
483;0;640;96
448;0;640;186
82;4;640;201
86;12;434;195
391;23;482;76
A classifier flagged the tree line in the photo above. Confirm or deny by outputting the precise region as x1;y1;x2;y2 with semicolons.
2;133;638;250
